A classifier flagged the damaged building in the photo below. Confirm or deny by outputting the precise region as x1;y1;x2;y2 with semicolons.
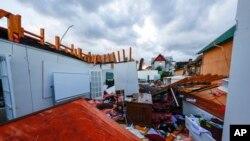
0;1;250;141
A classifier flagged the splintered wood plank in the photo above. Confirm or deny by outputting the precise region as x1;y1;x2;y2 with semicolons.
0;9;10;18
40;28;44;45
183;92;226;120
55;36;60;50
117;51;120;62
152;74;226;96
70;44;74;55
129;47;132;61
112;52;117;62
122;49;126;62
0;99;140;141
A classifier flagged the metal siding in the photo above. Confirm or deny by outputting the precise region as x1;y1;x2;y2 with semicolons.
114;62;139;95
53;72;90;104
0;40;12;54
26;48;56;111
11;44;33;117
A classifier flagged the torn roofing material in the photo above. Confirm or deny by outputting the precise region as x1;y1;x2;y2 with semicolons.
151;74;226;96
197;25;236;54
0;98;140;141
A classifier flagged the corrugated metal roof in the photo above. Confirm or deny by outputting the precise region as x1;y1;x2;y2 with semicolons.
197;25;236;54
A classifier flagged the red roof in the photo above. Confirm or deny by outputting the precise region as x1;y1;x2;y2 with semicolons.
0;98;140;141
153;54;166;63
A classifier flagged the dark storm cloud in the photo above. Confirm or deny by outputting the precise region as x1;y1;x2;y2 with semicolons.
18;0;111;18
18;0;76;19
82;23;138;45
77;0;111;12
149;0;176;26
149;0;216;32
15;0;237;62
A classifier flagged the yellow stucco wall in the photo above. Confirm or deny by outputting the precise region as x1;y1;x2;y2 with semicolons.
201;40;233;76
174;69;184;76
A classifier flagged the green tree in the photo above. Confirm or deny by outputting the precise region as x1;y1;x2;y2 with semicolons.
161;71;170;80
156;66;162;72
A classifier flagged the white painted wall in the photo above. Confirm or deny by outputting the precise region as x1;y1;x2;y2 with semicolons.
0;39;94;117
0;39;139;118
153;61;166;70
114;61;139;95
222;1;250;140
138;70;160;81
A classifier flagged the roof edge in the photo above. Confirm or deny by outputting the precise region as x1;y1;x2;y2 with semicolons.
197;25;236;54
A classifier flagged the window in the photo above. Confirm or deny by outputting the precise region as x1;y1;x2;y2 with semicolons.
90;70;102;99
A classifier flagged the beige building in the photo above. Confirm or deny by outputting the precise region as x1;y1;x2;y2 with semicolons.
197;25;235;77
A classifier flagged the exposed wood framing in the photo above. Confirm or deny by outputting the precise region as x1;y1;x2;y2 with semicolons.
70;44;75;55
113;52;116;63
55;36;60;50
118;51;121;62
0;9;10;18
1;9;134;64
152;74;226;96
122;49;126;62
129;47;132;61
183;93;225;119
88;52;91;63
40;28;44;45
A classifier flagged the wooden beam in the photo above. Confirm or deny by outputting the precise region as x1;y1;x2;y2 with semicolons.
122;49;126;62
45;41;55;48
104;54;107;63
101;55;105;63
129;47;132;61
92;55;95;63
113;52;116;62
77;48;82;58
7;15;14;41
74;49;78;57
40;28;44;45
97;55;101;63
94;55;97;64
117;51;120;62
109;53;113;62
24;30;41;38
55;36;60;50
64;48;68;53
13;15;21;35
107;53;110;62
0;9;10;18
20;27;24;37
70;44;75;55
83;56;88;62
88;52;91;62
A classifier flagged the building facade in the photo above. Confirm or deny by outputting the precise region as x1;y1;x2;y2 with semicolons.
198;25;235;77
151;54;175;75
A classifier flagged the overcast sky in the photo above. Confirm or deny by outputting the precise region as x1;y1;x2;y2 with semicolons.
1;0;237;64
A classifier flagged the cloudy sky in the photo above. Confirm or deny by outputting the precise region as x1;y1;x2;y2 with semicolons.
1;0;237;64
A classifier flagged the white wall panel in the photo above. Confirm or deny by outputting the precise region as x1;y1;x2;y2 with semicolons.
26;48;57;111
43;60;90;98
11;44;33;117
53;72;90;104
114;62;139;95
0;39;13;54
